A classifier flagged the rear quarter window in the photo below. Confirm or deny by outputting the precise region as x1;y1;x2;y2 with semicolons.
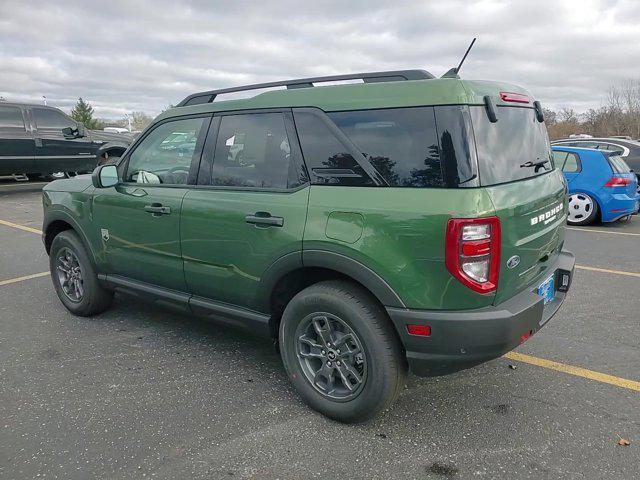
328;107;444;188
303;106;478;188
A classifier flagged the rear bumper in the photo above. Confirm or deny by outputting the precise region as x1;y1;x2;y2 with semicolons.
601;193;640;222
387;250;575;377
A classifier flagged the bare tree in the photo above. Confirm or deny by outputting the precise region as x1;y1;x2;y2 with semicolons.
545;79;640;140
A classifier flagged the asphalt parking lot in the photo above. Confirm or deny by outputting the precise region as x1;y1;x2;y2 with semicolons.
1;184;638;480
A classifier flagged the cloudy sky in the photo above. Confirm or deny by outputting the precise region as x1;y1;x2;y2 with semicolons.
1;0;639;119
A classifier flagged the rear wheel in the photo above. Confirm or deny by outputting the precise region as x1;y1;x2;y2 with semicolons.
279;280;406;423
50;230;113;316
567;193;598;226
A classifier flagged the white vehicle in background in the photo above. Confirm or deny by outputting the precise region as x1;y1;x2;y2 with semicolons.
103;127;130;134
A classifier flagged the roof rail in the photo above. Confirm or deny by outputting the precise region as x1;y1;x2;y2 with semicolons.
176;69;434;107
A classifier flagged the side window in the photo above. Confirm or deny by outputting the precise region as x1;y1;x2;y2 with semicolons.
0;106;25;129
211;113;301;189
562;153;580;173
126;117;206;185
552;151;568;169
33;108;76;129
293;111;373;186
328;107;446;188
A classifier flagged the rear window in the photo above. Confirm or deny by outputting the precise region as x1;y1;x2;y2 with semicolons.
607;154;632;173
470;106;553;186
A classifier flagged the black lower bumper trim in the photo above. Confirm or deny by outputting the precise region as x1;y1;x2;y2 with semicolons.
387;250;576;377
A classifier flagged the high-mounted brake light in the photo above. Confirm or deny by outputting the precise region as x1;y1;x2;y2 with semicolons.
499;92;530;104
446;217;501;293
604;176;631;187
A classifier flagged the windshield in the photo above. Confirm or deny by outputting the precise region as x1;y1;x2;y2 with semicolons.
470;106;553;186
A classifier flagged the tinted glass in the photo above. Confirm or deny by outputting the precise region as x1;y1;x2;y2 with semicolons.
600;143;625;155
126;117;205;184
33;108;76;129
294;111;374;186
471;106;553;185
211;113;301;189
607;154;632;173
563;153;580;172
329;107;445;187
0;106;24;128
433;105;478;187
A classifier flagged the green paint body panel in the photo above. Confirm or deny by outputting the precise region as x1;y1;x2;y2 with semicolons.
180;187;309;310
91;184;189;291
487;169;567;304
305;185;498;310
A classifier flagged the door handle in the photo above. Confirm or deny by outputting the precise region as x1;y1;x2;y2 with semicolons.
144;203;171;215
245;212;284;227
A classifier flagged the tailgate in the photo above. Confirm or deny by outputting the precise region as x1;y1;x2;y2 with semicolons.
487;170;567;304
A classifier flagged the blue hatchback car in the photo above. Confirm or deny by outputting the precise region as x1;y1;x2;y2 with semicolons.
552;146;639;225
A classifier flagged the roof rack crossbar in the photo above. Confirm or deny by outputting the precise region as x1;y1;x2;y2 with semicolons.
177;69;434;107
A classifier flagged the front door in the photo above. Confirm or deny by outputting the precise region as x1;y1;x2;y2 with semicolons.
181;110;309;311
31;107;97;174
0;105;35;175
92;115;211;292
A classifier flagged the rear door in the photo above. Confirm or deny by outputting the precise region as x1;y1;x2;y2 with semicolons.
31;107;97;173
469;105;566;304
0;105;35;175
552;150;581;184
180;110;309;312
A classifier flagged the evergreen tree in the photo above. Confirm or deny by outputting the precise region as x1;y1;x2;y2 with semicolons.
70;97;103;129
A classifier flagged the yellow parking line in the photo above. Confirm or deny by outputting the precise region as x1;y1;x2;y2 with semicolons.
504;351;640;392
0;271;49;286
567;226;640;236
0;219;42;235
576;264;640;278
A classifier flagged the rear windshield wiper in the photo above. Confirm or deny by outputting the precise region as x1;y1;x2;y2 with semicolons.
520;159;550;172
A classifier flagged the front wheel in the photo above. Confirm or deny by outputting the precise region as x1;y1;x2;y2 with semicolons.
567;193;598;226
50;230;113;316
279;280;407;423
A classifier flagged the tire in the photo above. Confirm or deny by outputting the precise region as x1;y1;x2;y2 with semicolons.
49;230;113;316
567;193;598;226
279;280;407;423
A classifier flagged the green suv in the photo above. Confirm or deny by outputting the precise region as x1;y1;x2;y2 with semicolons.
42;70;575;422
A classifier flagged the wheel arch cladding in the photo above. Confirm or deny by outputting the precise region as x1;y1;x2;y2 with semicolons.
260;250;406;336
44;213;98;268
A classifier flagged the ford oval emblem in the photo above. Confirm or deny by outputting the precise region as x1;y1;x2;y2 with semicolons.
507;255;520;269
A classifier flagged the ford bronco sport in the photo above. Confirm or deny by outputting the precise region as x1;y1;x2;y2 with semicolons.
42;70;575;423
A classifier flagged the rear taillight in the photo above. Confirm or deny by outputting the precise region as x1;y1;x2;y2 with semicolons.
499;91;530;104
604;176;631;187
445;217;501;293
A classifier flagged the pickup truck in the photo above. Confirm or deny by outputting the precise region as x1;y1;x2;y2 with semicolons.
0;102;132;178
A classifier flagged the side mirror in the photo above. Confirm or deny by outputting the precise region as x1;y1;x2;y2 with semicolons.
92;164;119;188
62;126;76;137
62;124;86;138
